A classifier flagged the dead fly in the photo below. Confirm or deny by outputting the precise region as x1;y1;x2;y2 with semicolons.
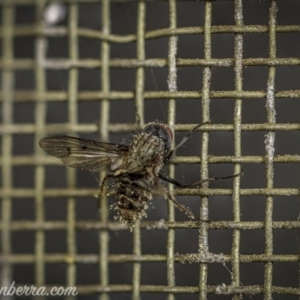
39;122;240;228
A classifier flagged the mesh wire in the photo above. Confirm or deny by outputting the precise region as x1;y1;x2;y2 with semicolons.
1;0;300;299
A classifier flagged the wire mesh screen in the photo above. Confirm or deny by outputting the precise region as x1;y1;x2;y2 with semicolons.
1;0;300;299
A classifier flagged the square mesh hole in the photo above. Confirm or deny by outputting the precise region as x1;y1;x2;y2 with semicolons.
144;99;168;123
13;166;34;187
276;66;300;90
242;0;269;25
46;263;66;285
210;131;234;156
110;68;135;91
111;2;136;34
14;37;34;58
78;101;100;123
273;196;299;221
175;229;198;254
278;33;300;57
211;98;235;124
275;98;300;123
273;262;298;288
45;166;67;188
15;5;35;24
240;230;264;254
212;34;234;58
209;196;233;221
278;0;300;25
240;196;265;221
211;67;234;90
79;69;101;90
47;37;68;58
13;134;34;155
240;263;264;285
76;197;98;220
76;230;99;254
12;231;35;253
46;70;68;91
275;131;300;155
242;99;266;123
178;35;204;59
177;2;204;27
273;229;299;255
141;263;167;285
240;164;265;189
207;263;231;286
176;99;202;124
78;3;101;29
12;197;34;220
110;100;135;123
14;103;35;123
243;33;268;58
79;37;101;58
109;263;132;284
242;131;265;155
15;70;35;90
243;66;268;91
212;1;234;25
145;37;169;58
208;230;232;254
274;163;299;188
45;230;67;253
77;263;100;284
144;67;168;91
110;231;132;254
146;2;168;30
111;42;136;58
141;230;167;254
45;197;67;220
175;263;199;286
14;264;34;285
178;66;203;91
46;102;68;123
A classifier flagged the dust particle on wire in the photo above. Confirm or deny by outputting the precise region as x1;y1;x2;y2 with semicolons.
44;2;67;26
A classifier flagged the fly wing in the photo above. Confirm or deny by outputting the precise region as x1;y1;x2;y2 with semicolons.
39;136;129;173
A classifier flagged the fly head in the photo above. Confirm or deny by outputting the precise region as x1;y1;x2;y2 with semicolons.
143;122;173;156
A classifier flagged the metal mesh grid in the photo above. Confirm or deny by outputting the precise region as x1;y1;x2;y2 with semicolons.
1;0;300;299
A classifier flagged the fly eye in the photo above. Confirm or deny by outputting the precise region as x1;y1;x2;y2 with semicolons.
143;123;173;154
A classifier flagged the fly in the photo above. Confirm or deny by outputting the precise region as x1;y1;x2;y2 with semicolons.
39;122;241;228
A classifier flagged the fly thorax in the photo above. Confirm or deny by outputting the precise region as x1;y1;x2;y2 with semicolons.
126;133;165;173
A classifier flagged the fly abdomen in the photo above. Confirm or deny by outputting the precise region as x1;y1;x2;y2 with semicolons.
113;178;152;227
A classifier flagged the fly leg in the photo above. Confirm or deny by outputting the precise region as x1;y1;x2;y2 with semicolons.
162;172;242;222
165;122;210;161
159;171;242;188
98;174;115;202
165;191;196;220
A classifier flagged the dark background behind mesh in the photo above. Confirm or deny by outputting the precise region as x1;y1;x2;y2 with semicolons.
1;0;300;299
